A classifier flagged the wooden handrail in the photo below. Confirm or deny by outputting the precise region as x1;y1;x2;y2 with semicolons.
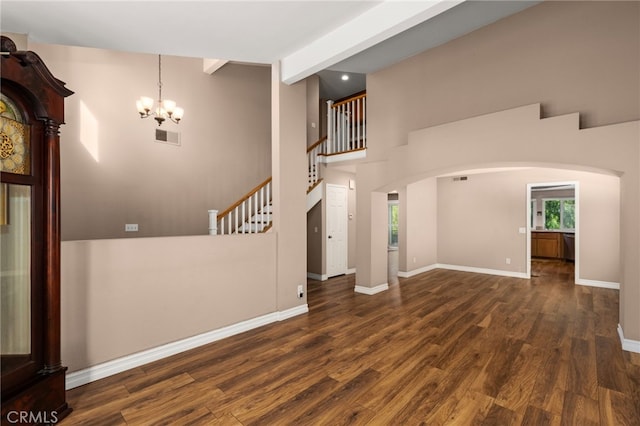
332;92;366;109
307;136;327;153
217;177;272;220
307;178;323;194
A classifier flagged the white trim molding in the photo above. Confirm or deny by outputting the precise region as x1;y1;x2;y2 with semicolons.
354;283;389;295
575;278;620;290
398;264;438;278
66;305;308;390
278;304;309;321
319;149;367;164
436;264;528;279
618;324;640;353
346;268;356;275
307;272;327;281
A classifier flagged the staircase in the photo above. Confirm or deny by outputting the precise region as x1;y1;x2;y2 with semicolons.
212;92;366;235
215;177;272;235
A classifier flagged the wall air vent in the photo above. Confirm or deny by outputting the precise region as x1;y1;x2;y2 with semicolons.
155;129;181;146
453;176;468;182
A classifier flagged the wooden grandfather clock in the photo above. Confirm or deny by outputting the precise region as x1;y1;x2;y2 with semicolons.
1;36;73;424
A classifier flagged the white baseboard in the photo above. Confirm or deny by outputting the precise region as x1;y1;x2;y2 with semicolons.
398;264;438;278
576;278;620;290
354;283;389;295
66;304;308;390
618;324;640;353
307;272;326;281
436;263;528;279
278;304;309;321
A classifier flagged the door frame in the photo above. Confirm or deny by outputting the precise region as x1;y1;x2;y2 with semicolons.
526;180;580;282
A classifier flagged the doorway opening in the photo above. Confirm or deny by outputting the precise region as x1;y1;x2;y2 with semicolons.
388;192;399;285
526;181;578;282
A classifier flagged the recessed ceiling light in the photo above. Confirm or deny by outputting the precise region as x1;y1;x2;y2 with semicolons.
341;74;349;81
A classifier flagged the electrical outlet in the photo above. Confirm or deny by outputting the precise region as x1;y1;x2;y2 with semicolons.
125;224;138;232
297;285;304;298
506;258;511;265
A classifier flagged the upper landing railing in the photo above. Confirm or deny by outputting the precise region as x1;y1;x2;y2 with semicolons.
327;91;366;154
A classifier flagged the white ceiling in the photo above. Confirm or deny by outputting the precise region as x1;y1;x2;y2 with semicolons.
1;1;539;98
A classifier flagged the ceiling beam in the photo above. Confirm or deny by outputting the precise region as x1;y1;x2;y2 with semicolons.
203;58;229;74
280;0;465;85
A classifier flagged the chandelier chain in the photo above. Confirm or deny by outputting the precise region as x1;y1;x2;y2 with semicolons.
158;54;162;101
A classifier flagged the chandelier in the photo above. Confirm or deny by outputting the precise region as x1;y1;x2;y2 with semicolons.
136;54;184;126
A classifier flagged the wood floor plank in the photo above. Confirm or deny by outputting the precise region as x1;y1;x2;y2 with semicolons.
521;405;561;426
482;402;518;425
598;386;639;426
495;343;547;415
595;335;631;393
321;403;376;426
469;337;523;398
241;375;340;425
528;347;570;416
421;389;494;425
120;379;225;425
561;391;599;426
289;368;381;424
370;366;445;424
211;360;330;421
567;337;599;400
59;260;638;425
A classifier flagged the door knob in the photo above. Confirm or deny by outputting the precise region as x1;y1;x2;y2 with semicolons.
328;235;332;239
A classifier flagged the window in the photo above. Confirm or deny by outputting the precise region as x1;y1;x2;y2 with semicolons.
543;198;575;230
388;201;398;247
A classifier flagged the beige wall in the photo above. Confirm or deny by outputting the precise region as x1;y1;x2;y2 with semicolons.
60;61;309;374
29;42;272;240
367;1;639;162
306;75;320;145
306;201;323;275
436;168;619;283
356;102;639;339
358;1;640;342
399;178;438;274
61;234;277;372
271;62;308;310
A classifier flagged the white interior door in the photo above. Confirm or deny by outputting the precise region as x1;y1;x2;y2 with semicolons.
326;184;348;277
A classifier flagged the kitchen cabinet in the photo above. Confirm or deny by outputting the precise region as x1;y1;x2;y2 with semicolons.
532;231;562;258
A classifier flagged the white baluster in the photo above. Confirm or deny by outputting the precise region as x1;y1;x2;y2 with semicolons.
260;186;264;223
254;191;258;232
348;101;353;150
326;100;333;155
356;98;361;149
362;96;366;148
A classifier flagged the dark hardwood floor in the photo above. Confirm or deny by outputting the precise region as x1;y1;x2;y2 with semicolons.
61;260;640;425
